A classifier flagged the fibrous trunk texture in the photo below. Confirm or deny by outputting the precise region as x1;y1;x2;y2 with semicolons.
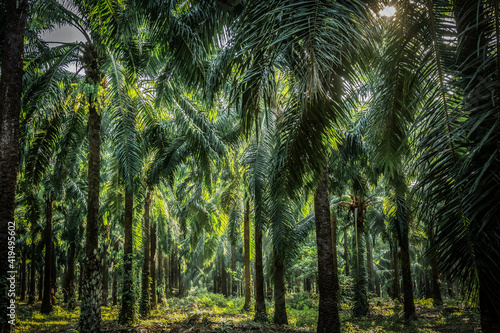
119;189;134;324
254;225;267;322
314;167;340;332
79;48;103;332
41;200;53;315
0;0;27;330
150;220;157;309
273;252;287;325
243;199;251;311
112;240;119;306
67;242;76;310
140;188;151;317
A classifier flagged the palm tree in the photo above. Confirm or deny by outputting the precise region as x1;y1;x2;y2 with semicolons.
0;0;28;330
417;1;500;330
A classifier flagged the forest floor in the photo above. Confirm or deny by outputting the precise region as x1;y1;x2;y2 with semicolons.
12;294;481;332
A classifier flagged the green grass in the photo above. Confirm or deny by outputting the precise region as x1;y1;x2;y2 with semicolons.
12;295;481;332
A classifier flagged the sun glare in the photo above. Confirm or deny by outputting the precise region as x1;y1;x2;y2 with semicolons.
379;5;396;17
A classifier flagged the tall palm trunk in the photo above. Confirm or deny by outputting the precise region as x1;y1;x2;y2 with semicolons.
20;249;27;301
157;251;163;304
41;199;53;314
79;46;103;332
51;241;57;304
140;188;151;316
428;226;442;306
391;238;401;302
38;269;44;301
366;231;375;294
254;224;267;321
314;167;340;332
28;241;36;305
101;224;110;306
67;242;76;310
273;251;287;325
344;229;350;276
112;240;119;306
231;244;237;296
119;189;135;324
0;0;27;330
150;220;157;309
395;188;416;321
243;199;251;311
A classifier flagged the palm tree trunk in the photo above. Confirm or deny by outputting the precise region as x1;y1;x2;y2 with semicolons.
28;241;36;305
165;255;171;297
140;188;151;316
112;240;119;306
165;256;170;298
428;226;442;306
366;231;375;294
396;191;416;321
38;269;44;302
243;198;251;311
157;250;163;304
20;249;27;301
254;224;267;321
221;254;228;297
314;167;340;332
392;239;401;302
51;241;57;305
150;219;157;309
273;251;287;325
67;242;76;310
0;0;27;329
119;188;135;324
41;200;53;314
101;241;109;306
344;229;350;276
231;244;237;296
79;87;102;332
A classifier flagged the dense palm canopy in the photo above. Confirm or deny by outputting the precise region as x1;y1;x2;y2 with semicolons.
1;0;500;332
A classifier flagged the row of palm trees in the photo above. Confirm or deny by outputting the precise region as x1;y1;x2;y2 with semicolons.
1;0;500;332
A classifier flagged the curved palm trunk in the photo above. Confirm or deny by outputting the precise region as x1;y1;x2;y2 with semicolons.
254;224;267;321
273;251;287;325
119;188;135;324
243;199;251;311
79;91;102;332
0;0;27;330
314;167;340;332
140;188;151;316
41;200;53;314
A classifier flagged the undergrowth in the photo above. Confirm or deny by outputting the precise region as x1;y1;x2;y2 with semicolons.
12;294;480;332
